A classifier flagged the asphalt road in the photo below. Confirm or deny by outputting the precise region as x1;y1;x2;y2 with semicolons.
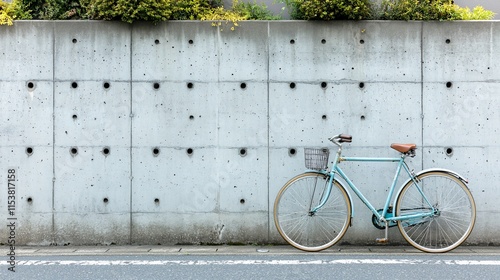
2;245;500;280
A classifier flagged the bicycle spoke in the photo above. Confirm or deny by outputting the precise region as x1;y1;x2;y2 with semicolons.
274;173;351;251
397;171;476;253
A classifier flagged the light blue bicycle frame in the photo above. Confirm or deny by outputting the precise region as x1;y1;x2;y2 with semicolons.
311;150;437;224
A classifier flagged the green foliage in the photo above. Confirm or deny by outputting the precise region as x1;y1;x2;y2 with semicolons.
279;0;303;19
5;0;31;20
0;1;14;25
281;0;372;20
233;0;282;20
86;0;174;23
169;0;214;20
379;0;453;20
42;0;88;19
1;0;496;24
455;6;495;20
0;0;29;24
302;0;371;20
12;0;88;19
200;0;282;30
199;4;248;31
1;0;22;25
87;0;234;22
379;0;495;20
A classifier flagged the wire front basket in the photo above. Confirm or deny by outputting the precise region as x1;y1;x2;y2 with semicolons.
304;148;330;171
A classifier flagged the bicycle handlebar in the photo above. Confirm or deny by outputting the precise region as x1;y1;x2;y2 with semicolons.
329;134;353;145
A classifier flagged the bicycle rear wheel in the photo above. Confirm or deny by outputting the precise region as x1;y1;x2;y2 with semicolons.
273;172;351;252
396;171;476;253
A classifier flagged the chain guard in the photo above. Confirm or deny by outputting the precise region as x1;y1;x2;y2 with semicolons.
371;207;398;230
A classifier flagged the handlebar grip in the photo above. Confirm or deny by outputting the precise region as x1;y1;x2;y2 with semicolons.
339;134;352;140
329;133;353;144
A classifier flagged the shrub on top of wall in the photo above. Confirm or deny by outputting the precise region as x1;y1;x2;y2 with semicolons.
3;0;88;20
232;0;282;20
281;0;494;20
1;0;496;23
0;0;25;25
4;0;268;23
282;0;372;20
0;1;13;25
86;0;175;23
378;0;495;20
167;0;215;20
86;0;269;22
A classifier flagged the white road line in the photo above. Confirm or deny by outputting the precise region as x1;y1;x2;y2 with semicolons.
2;259;500;266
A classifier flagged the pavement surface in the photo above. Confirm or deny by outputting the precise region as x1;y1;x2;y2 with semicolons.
3;244;500;256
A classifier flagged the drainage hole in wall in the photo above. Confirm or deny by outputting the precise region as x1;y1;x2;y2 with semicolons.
154;198;160;204
321;39;326;44
445;147;454;156
446;39;451;44
188;39;194;44
290;39;295;44
446;81;453;88
321;82;327;88
359;82;365;89
152;147;160;156
155;39;160;45
72;38;77;43
27;197;33;203
153;82;160;90
71;82;78;89
187;148;194;155
72;114;78;120
102;147;110;156
189;115;194;120
322;115;327;120
239;148;247;157
288;148;297;156
70;147;78;155
27;81;35;89
289;82;296;89
26;147;34;156
103;82;110;89
103;198;109;203
360;39;365;44
240;199;245;204
240;83;247;89
187;82;194;89
361;115;366;121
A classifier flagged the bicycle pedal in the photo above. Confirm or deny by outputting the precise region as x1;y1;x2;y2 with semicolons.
376;238;389;244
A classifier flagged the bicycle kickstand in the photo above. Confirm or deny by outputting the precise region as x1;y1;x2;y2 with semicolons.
376;221;389;244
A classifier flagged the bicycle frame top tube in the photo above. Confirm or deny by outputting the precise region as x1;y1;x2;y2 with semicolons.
311;144;405;217
332;156;405;221
311;137;432;222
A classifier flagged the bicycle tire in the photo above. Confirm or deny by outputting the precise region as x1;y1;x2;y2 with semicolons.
395;171;476;253
273;172;351;252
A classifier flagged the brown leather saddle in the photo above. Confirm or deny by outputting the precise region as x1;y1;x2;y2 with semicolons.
390;143;417;153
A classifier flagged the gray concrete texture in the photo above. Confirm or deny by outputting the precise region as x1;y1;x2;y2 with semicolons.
0;21;499;246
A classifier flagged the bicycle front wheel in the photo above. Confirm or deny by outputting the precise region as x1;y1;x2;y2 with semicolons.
396;171;476;253
273;172;351;252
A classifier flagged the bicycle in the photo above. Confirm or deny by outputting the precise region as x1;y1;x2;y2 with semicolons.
273;134;476;253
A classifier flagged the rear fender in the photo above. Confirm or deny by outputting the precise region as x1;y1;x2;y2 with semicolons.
393;168;469;206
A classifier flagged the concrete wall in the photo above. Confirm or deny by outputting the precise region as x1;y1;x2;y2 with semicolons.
0;20;499;246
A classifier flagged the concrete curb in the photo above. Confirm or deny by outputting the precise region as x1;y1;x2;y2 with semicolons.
3;245;500;256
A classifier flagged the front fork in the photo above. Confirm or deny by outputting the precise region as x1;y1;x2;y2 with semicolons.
310;171;336;214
